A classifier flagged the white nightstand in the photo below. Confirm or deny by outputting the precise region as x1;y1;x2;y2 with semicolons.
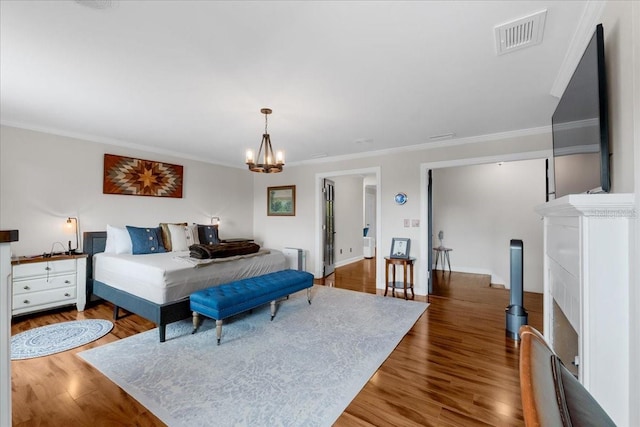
11;254;87;316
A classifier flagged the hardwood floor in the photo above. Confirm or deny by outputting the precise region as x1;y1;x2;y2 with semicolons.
324;261;542;426
11;260;542;426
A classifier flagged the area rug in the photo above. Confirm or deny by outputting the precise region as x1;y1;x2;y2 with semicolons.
11;319;113;360
78;286;428;426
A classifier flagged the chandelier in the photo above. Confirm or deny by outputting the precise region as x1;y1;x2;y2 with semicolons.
245;108;284;173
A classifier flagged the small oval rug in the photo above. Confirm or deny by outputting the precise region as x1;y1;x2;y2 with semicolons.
11;319;113;360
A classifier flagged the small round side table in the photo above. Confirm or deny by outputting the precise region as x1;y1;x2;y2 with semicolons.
384;256;415;300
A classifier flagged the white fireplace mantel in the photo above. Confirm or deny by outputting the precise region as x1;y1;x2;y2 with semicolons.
535;193;635;426
536;193;636;218
1;230;18;427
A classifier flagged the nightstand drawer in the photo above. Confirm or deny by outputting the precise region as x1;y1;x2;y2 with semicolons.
11;254;87;316
13;286;77;311
13;259;76;278
12;274;76;295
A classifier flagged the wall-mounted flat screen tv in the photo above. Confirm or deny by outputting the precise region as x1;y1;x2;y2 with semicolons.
551;23;609;200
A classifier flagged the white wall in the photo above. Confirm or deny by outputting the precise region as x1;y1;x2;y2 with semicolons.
252;131;551;293
632;2;640;424
432;159;546;292
2;120;552;297
0;125;255;256
602;2;636;194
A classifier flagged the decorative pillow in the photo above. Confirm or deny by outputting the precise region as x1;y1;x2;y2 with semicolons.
104;225;116;253
126;226;166;255
198;224;220;245
159;222;187;251
168;223;189;252
185;224;200;247
105;224;132;254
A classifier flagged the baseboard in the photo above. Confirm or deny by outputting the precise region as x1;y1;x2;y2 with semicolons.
432;265;507;287
335;256;364;268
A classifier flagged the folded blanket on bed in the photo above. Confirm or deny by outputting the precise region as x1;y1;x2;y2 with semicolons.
174;249;271;267
189;242;261;259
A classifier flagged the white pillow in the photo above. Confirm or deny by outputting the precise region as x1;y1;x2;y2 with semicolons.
185;224;200;247
104;225;116;253
168;223;189;252
105;224;132;254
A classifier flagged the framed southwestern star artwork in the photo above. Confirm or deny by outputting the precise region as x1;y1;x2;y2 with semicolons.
103;154;183;198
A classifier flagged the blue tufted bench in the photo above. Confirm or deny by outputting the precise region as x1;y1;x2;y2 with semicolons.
190;269;314;344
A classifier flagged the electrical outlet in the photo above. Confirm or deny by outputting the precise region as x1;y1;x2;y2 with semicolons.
340;249;343;254
404;219;410;227
350;248;352;252
412;219;420;227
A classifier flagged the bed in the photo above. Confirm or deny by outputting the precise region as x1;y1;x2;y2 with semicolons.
83;231;287;342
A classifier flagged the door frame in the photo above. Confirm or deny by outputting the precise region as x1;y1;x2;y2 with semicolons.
315;167;382;287
419;150;552;294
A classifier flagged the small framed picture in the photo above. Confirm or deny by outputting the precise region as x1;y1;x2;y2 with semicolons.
390;238;410;259
267;185;296;216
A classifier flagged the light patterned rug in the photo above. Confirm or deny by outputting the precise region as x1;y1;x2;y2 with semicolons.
78;286;427;426
12;319;113;360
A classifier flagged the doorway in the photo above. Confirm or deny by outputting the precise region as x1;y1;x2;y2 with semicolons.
420;152;550;295
315;167;383;289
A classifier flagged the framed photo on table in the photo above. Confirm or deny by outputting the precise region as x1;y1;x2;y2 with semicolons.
390;238;410;259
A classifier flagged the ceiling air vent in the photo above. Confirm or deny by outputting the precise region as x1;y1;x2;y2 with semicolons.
494;9;547;55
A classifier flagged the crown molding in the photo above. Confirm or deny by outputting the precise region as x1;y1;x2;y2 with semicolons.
550;1;607;98
0;120;237;168
292;125;551;167
535;193;635;218
3;119;551;170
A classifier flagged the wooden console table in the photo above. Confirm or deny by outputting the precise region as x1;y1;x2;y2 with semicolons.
384;256;415;300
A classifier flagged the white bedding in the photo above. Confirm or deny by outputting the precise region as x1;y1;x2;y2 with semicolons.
93;249;287;305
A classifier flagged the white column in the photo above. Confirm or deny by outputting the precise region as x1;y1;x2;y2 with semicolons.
0;239;14;427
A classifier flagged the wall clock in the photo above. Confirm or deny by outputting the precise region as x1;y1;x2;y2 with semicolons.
394;192;407;205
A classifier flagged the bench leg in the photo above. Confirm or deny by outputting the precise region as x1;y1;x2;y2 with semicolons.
270;300;276;321
191;311;200;334
215;319;223;345
307;287;312;304
191;311;201;334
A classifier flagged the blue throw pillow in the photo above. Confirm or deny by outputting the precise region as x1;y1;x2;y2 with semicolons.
198;225;220;245
126;226;166;255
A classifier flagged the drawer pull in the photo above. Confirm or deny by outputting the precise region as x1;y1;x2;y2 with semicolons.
64;293;71;297
23;300;30;304
64;280;71;284
23;285;30;290
45;267;51;271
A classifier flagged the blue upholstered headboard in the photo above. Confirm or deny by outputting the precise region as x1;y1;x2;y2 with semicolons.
83;231;107;299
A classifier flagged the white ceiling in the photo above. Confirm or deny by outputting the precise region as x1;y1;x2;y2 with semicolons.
1;1;591;168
